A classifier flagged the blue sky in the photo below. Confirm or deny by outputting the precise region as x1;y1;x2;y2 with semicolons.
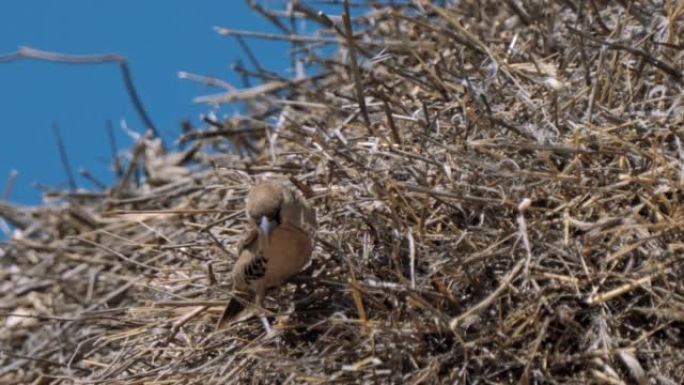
0;1;302;204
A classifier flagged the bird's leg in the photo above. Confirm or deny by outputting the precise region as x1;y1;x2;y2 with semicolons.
260;315;274;338
254;283;276;338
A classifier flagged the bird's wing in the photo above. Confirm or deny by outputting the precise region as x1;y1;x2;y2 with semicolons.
280;186;317;235
232;226;269;288
215;226;263;331
298;195;317;234
236;226;258;255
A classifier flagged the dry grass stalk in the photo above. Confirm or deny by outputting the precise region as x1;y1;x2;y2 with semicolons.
2;1;684;384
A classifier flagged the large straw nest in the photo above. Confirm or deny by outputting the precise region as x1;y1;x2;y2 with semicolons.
2;1;684;384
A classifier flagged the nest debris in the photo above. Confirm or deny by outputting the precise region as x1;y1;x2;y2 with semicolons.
2;1;684;384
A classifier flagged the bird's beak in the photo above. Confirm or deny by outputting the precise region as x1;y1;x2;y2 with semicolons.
259;216;275;237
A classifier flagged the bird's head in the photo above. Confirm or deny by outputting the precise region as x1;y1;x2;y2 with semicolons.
246;181;284;240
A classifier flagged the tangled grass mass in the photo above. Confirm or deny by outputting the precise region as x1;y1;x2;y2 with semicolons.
2;1;684;383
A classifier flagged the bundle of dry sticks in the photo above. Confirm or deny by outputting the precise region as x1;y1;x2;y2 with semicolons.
2;1;683;383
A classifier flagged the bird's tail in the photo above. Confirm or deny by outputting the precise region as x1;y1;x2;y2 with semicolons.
215;295;246;331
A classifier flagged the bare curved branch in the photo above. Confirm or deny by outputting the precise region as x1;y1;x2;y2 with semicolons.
0;46;160;140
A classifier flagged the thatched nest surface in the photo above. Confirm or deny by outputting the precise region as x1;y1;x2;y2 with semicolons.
2;1;684;384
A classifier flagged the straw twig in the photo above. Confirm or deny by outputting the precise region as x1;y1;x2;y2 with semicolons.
3;1;684;383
